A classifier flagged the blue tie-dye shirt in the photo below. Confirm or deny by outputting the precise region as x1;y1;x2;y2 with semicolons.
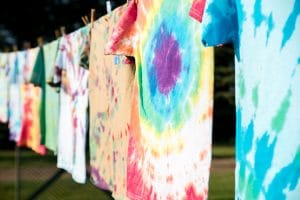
191;0;300;199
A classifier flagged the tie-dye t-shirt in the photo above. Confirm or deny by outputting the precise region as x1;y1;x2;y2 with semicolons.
31;40;60;153
89;6;135;199
106;1;214;199
54;26;90;183
17;47;46;155
0;53;9;123
192;0;300;199
8;51;25;142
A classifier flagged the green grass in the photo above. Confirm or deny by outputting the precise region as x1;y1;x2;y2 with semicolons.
209;171;235;200
0;149;56;167
212;145;235;158
0;182;15;200
0;146;235;199
0;180;113;200
23;179;113;200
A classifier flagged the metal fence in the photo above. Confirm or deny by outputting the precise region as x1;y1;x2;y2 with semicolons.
15;147;113;200
0;122;113;200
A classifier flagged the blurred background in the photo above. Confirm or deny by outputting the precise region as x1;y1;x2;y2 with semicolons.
0;0;235;199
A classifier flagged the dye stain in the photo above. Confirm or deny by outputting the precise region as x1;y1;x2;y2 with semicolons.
152;23;182;96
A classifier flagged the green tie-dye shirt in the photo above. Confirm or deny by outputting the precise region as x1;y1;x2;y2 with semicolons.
31;40;60;153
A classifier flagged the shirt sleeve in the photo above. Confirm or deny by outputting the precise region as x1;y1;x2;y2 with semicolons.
79;26;90;70
30;48;45;86
52;38;65;85
105;0;138;57
201;0;238;46
189;0;207;22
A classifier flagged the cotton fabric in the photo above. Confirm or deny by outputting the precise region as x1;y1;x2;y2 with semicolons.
106;1;214;199
193;0;300;199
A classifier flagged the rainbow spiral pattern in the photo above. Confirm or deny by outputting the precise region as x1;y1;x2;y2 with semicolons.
107;0;214;199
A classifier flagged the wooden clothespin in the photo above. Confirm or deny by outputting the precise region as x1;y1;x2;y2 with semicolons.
12;44;18;52
60;26;66;36
54;29;60;39
127;0;137;5
106;1;112;14
23;41;31;50
84;16;89;24
37;37;44;47
91;9;95;28
81;16;89;25
4;47;10;53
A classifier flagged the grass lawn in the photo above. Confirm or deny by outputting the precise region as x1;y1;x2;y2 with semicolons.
0;146;235;199
209;171;234;200
212;145;235;158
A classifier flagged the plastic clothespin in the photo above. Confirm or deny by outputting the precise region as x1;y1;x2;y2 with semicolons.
106;1;112;14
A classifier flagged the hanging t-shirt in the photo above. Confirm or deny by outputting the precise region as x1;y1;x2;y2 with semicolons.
106;1;214;199
0;53;9;123
8;51;25;142
54;26;90;183
31;40;60;153
89;6;135;199
192;0;300;199
18;47;46;155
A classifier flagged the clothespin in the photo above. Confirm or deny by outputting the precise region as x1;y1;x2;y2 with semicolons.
106;1;112;14
81;16;89;25
127;0;137;5
91;9;95;28
84;16;89;24
37;37;44;47
4;47;10;53
60;26;66;36
54;29;60;39
23;41;31;50
12;44;18;52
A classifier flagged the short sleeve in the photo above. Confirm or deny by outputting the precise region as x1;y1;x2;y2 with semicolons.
105;0;138;57
30;48;45;86
189;0;207;22
79;26;90;70
201;0;238;46
52;38;65;84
